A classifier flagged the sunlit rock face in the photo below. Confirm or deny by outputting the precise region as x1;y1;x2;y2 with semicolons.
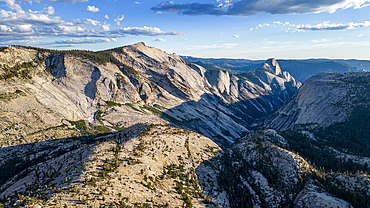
0;43;300;147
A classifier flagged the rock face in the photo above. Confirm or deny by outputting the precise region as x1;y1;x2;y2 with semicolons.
264;72;370;130
0;43;300;147
293;182;353;208
2;48;370;207
196;130;361;208
260;58;282;75
0;124;221;207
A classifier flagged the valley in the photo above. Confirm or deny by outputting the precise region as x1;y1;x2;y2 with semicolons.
0;43;370;208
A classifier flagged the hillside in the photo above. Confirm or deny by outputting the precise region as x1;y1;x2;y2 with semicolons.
201;130;370;207
2;43;370;207
260;72;370;207
2;124;369;207
264;72;370;131
0;124;221;207
0;43;300;148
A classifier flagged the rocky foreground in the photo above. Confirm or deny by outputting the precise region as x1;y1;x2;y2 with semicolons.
0;124;221;207
1;124;369;207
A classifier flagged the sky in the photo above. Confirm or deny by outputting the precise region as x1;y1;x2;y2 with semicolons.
0;0;369;60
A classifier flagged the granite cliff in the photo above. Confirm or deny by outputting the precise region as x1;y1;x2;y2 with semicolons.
1;44;370;207
0;43;300;147
265;72;370;130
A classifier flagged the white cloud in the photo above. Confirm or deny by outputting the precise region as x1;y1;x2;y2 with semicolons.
312;38;330;43
1;0;24;12
184;39;188;41
233;34;239;38
256;23;270;29
135;1;142;4
286;21;370;32
29;6;55;15
85;18;99;26
85;18;111;31
86;5;99;13
104;15;109;19
155;38;165;42
251;20;369;33
45;5;55;15
0;1;185;45
13;24;33;32
101;23;110;31
116;26;185;36
358;33;364;37
55;37;117;44
113;15;124;25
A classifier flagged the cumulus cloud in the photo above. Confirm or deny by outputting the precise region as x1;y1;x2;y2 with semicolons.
86;5;99;12
256;23;270;29
104;15;109;19
0;2;185;45
113;15;124;25
286;21;370;32
28;5;55;15
152;0;370;16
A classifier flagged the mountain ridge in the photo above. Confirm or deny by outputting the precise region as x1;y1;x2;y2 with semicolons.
1;44;370;207
0;43;300;147
182;56;369;82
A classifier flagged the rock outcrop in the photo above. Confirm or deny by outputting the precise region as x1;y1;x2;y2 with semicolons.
0;124;221;207
260;58;282;75
197;130;363;207
0;43;300;147
264;72;370;131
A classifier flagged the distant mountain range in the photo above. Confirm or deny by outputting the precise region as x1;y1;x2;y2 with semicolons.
183;56;370;82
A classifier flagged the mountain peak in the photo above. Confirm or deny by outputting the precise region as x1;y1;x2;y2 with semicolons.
134;42;146;47
260;58;282;75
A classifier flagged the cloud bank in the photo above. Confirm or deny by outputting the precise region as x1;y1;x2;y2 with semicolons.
152;0;370;16
0;0;185;45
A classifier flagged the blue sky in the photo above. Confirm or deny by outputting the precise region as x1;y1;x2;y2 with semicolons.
0;0;369;59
